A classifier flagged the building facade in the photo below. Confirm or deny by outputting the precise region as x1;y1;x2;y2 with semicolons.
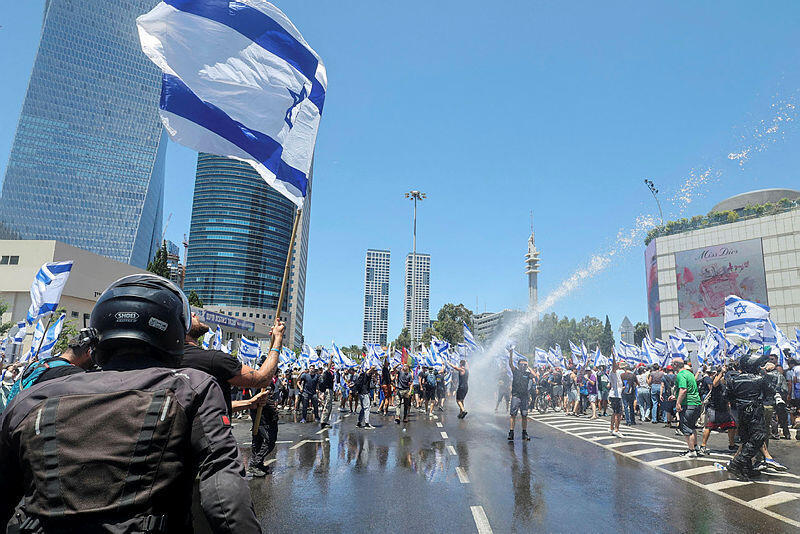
647;189;799;338
362;249;390;346
404;253;431;341
0;0;165;269
474;309;525;346
619;316;634;344
183;154;312;349
164;240;185;288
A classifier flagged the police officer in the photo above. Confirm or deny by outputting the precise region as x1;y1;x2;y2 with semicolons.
0;274;260;533
726;350;772;481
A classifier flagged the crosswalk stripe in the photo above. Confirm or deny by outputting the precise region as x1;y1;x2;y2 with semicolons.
456;466;470;483
470;505;493;534
530;414;800;528
748;491;799;510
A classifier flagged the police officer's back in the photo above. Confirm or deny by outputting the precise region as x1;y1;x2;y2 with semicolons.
0;274;260;533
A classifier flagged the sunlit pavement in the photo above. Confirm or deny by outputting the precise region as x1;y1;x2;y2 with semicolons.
230;405;800;533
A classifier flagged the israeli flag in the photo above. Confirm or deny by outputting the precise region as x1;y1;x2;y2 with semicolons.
568;341;583;364
674;326;699;345
239;335;260;366
221;338;233;354
12;322;27;345
391;348;403;367
319;347;332;365
668;334;688;360
212;325;223;350
27;261;73;324
724;295;770;337
796;328;800;343
534;348;549;367
618;341;641;364
463;323;479;351
23;314;66;362
278;347;295;369
137;0;327;207
593;347;609;367
201;330;213;350
699;321;725;366
640;338;655;365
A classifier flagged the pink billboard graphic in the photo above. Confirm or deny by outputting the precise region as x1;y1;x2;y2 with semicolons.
675;238;768;330
645;240;661;339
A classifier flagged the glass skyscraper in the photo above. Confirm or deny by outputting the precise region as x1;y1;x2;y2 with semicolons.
0;0;165;268
184;154;312;348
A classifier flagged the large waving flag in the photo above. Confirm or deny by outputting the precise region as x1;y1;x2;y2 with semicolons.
239;336;260;367
11;322;27;345
674;326;699;345
698;321;725;366
137;0;327;207
618;341;641;364
201;330;214;350
27;261;73;324
668;334;688;361
212;325;223;350
463;323;479;351
724;295;769;337
593;347;609;367
534;348;549;367
568;341;583;365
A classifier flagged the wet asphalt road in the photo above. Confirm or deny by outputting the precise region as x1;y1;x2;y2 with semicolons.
230;404;800;533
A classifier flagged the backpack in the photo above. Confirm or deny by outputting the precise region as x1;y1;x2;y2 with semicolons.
622;375;635;395
3;359;72;410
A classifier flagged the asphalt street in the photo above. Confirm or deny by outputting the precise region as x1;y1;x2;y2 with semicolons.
229;403;800;533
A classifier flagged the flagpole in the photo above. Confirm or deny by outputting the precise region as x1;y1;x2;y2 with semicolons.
253;207;302;437
32;314;54;361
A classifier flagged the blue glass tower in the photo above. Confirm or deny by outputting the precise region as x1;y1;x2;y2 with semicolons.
184;154;312;348
0;0;165;268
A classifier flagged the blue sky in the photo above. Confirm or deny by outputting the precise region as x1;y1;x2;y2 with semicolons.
2;2;800;346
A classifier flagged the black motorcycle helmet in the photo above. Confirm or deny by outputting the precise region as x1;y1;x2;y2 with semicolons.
738;352;769;374
90;274;191;366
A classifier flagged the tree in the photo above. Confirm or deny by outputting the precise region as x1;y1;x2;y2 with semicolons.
430;303;473;345
0;300;13;336
633;322;649;345
420;327;435;345
147;242;170;278
599;315;615;355
52;308;80;355
342;344;363;361
187;290;203;308
393;328;411;350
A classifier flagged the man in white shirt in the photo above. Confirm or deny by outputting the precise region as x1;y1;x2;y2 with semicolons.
608;356;625;438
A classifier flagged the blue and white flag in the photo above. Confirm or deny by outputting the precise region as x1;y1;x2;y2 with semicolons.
534;348;549;367
698;321;725;366
668;334;688;361
674;326;699;345
463;323;479;351
137;0;327;207
319;347;332;365
593;347;610;367
618;341;642;364
239;335;260;366
212;325;223;350
306;344;324;367
11;321;27;345
568;341;583;365
391;348;403;366
23;314;66;362
724;295;770;337
27;261;73;324
331;343;352;368
201;330;213;350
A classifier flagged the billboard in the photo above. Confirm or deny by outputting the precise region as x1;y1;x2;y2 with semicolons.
645;240;661;339
675;238;767;330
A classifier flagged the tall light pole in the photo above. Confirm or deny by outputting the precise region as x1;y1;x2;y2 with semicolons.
405;190;426;351
644;179;664;227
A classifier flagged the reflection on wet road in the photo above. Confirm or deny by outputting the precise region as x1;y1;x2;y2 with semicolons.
230;407;800;533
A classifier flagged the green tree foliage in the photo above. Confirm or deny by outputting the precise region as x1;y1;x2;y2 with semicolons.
429;303;473;345
531;312;612;353
187;290;203;308
52;308;80;355
633;322;650;345
393;328;411;350
599;315;615;355
342;344;363;361
420;327;435;345
147;242;170;278
0;300;13;336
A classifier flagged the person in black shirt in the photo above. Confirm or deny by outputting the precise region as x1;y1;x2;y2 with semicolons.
395;364;413;423
448;359;469;419
299;366;320;423
507;348;533;441
319;363;335;428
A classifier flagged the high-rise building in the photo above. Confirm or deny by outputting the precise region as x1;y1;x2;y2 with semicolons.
404;253;430;341
0;0;165;269
363;249;390;346
164;240;185;288
183;154;312;349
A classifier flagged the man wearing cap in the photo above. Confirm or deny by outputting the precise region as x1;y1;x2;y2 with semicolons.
507;348;534;441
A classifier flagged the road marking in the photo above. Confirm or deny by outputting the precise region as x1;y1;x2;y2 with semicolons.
276;440;293;444
626;447;677;457
673;465;719;478
447;445;457;456
243;441;252;446
470;505;493;534
289;439;324;450
262;459;276;467
436;422;443;428
604;440;685;450
456;466;470;483
440;431;449;439
748;491;799;510
316;427;329;434
706;479;751;491
530;413;800;528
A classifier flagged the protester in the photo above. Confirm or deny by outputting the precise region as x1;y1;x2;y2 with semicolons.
319;362;335;428
608;355;624;437
662;365;677;429
395;363;413;423
698;365;737;455
355;367;376;429
496;370;511;413
448;359;470;419
635;365;651;422
299;365;320;423
648;363;665;424
620;364;637;426
507;348;533;441
0;274;260;533
672;358;702;457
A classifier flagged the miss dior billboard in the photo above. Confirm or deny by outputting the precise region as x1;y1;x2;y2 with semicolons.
675;238;768;330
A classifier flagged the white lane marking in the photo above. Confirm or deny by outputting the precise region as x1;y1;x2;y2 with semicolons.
289;439;324;450
441;431;449;439
243;442;252;446
262;459;276;467
530;415;800;528
316;427;329;434
648;456;717;467
456;466;469;483
673;465;720;478
275;441;293;444
605;441;685;450
447;445;457;456
436;422;443;428
626;447;678;458
748;492;799;510
470;505;493;534
706;479;751;491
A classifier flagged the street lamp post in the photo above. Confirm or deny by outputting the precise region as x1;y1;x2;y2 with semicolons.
405;190;426;352
644;179;664;227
